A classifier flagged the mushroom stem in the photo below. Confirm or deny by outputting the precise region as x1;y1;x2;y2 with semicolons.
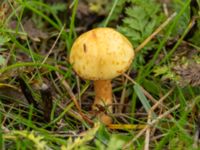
93;80;112;125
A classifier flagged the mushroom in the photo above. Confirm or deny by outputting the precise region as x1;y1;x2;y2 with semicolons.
69;28;134;125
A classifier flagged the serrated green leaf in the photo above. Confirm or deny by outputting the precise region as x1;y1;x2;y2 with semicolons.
144;19;156;36
123;18;141;31
126;6;146;20
118;0;163;67
118;27;141;42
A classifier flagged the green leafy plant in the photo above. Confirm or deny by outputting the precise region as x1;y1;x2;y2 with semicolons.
118;0;164;67
3;130;50;150
61;123;100;150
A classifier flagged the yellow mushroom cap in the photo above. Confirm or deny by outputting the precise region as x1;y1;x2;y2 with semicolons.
69;28;134;80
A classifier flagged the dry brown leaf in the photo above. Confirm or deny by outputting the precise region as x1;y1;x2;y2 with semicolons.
174;63;200;87
23;19;48;41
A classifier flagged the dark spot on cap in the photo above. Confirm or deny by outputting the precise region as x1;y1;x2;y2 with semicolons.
83;44;87;53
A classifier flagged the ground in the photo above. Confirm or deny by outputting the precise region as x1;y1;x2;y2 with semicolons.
0;0;200;149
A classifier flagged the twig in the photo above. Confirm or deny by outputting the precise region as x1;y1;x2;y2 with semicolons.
108;80;173;131
151;88;174;111
76;76;81;107
57;73;93;125
123;73;166;108
123;104;180;149
193;127;199;149
144;88;173;150
29;25;65;82
135;12;177;53
42;25;65;64
144;114;151;150
163;3;169;17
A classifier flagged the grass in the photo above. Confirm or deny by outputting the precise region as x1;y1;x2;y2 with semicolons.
0;0;200;149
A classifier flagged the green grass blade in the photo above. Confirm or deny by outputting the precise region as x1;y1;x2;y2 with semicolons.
134;83;156;118
103;0;119;27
